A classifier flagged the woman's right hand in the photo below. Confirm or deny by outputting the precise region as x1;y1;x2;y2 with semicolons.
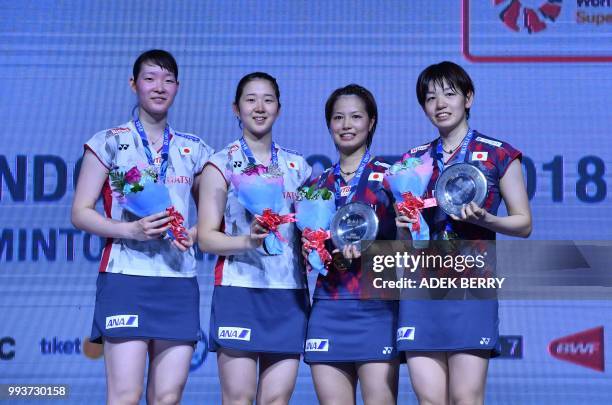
248;220;269;248
394;204;417;229
128;211;174;241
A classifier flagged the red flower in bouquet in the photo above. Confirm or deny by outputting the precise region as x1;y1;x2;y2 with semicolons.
124;166;142;183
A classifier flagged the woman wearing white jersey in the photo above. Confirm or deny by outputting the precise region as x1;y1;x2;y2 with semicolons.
72;49;212;405
198;72;311;405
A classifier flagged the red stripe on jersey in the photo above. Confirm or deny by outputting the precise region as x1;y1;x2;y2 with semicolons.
214;217;226;285
98;178;114;273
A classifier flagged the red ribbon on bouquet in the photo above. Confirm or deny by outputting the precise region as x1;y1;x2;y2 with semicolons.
255;208;296;242
303;228;332;269
396;192;435;233
166;206;188;242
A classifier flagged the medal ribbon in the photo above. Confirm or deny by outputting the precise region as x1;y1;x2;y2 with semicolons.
333;149;371;206
134;118;170;183
239;137;278;167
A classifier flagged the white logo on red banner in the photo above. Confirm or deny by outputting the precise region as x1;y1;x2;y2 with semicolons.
548;326;604;372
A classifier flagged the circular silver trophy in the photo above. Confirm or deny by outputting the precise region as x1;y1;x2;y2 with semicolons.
434;163;488;216
330;202;379;250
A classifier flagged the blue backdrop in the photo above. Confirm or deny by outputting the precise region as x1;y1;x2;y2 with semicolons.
1;1;611;403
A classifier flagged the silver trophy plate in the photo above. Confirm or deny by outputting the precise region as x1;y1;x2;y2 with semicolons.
330;202;379;250
435;163;488;217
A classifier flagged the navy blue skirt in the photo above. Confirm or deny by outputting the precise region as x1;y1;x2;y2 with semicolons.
90;272;200;343
209;286;310;354
304;299;399;363
397;300;500;357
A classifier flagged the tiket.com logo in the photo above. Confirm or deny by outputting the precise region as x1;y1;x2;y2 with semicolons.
40;337;104;360
496;0;562;33
548;326;605;372
40;337;82;355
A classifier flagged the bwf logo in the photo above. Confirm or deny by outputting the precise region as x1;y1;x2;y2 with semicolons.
397;327;416;341
496;0;562;34
305;339;329;352
218;327;251;341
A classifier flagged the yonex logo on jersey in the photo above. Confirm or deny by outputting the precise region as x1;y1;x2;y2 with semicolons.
480;337;491;345
105;315;138;330
305;339;329;352
218;327;251;341
118;144;129;150
233;161;243;168
472;151;488;161
475;137;502;148
382;346;393;354
397;327;416;341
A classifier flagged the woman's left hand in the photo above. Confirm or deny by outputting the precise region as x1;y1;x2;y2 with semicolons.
172;227;197;252
450;202;488;225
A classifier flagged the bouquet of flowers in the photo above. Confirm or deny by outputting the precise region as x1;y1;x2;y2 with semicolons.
109;163;187;241
230;163;295;255
386;154;435;242
295;185;336;276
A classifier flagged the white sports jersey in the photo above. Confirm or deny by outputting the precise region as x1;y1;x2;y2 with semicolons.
208;139;312;289
85;120;213;278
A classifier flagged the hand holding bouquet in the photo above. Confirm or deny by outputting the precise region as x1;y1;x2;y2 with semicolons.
295;185;336;276
230;163;295;255
386;155;435;241
109;163;187;242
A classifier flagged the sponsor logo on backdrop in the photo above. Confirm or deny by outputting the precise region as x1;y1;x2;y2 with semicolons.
40;337;103;360
497;335;524;359
0;337;16;360
40;337;82;355
496;0;563;34
548;326;605;372
463;0;612;62
82;337;104;359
